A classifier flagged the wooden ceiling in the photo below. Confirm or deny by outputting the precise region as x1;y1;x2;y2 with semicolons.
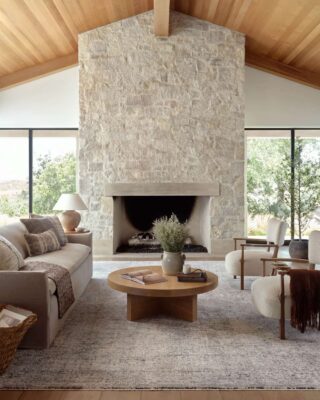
0;0;320;89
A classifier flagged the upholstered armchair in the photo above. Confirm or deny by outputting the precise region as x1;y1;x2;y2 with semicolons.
225;218;288;290
251;230;320;339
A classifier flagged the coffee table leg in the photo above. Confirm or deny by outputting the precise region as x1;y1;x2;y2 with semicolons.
162;295;197;322
127;294;197;322
127;294;159;321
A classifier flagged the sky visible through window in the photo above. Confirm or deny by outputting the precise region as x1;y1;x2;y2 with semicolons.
0;137;28;181
0;137;75;182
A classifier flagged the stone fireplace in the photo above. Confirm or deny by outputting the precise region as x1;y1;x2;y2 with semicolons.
105;183;218;254
79;11;245;258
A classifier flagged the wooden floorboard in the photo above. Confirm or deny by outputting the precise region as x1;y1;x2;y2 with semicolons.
181;390;222;399
261;391;320;400
19;391;65;400
60;391;102;400
1;391;320;400
220;390;265;400
0;391;23;400
100;390;141;399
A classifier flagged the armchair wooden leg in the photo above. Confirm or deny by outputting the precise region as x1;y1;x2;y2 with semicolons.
240;247;244;290
280;318;285;340
280;272;286;340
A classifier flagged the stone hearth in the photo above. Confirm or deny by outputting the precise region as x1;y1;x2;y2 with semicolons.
79;11;245;257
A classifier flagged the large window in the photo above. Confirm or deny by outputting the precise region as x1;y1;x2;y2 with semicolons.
0;129;77;225
0;130;29;225
246;128;320;239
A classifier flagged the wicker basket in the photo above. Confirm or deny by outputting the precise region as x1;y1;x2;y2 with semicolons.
0;305;37;374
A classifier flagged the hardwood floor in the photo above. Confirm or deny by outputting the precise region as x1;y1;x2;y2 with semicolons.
1;391;320;400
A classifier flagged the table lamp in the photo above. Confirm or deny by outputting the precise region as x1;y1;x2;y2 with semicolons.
53;193;88;232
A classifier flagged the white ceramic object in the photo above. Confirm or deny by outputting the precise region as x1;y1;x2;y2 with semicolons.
183;264;192;274
161;251;186;276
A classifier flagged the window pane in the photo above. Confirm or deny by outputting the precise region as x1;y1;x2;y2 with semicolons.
246;130;291;237
0;130;29;225
32;131;78;215
294;130;320;238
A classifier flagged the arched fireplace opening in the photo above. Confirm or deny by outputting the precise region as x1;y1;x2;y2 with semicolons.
124;196;196;231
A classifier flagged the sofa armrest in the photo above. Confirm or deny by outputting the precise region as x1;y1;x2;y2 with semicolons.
0;270;50;348
66;232;92;250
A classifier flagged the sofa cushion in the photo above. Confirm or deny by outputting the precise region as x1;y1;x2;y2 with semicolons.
25;243;90;275
225;250;273;276
48;279;56;295
0;234;25;270
25;229;61;256
21;217;67;247
0;222;28;259
251;275;291;320
30;215;67;246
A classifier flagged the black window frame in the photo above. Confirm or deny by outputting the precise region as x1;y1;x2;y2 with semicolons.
0;127;78;215
1;126;319;237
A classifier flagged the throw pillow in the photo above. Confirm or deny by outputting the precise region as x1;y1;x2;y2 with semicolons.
0;235;25;270
21;216;67;246
24;229;61;256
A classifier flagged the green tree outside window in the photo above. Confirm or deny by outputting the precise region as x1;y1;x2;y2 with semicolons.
0;152;76;219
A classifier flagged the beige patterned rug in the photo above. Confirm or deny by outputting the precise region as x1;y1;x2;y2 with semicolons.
1;261;320;389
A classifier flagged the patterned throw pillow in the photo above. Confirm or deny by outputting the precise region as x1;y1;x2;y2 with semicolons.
48;216;68;246
21;216;67;246
24;229;61;256
0;235;25;270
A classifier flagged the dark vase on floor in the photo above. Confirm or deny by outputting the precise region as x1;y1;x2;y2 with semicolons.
289;239;309;260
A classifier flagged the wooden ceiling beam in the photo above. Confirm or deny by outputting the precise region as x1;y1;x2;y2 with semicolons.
0;52;78;90
245;49;320;90
154;0;170;36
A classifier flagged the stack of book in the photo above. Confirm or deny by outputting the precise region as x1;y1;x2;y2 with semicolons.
177;270;208;282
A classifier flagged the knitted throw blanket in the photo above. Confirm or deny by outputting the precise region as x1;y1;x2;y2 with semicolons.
22;261;75;318
289;269;320;333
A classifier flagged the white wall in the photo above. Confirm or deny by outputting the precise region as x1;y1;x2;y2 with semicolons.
245;67;320;128
0;65;320;129
0;67;79;128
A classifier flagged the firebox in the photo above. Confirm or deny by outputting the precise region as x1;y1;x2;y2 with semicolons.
112;195;211;253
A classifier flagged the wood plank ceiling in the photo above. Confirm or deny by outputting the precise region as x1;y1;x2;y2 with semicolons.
0;0;320;89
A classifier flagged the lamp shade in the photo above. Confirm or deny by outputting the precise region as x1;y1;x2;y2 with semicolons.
53;193;88;211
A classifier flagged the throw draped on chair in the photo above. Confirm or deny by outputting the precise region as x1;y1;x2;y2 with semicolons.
252;230;320;339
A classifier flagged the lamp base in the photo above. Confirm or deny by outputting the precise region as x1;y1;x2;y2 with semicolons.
59;210;81;232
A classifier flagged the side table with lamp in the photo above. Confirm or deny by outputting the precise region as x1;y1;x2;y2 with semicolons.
53;193;92;249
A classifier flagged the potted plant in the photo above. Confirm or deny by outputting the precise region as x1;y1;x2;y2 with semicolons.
289;139;320;259
153;214;188;275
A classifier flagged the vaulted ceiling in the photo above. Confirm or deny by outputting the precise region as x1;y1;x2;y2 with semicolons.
0;0;320;90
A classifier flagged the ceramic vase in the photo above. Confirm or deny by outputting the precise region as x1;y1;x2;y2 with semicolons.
161;251;186;276
289;239;309;260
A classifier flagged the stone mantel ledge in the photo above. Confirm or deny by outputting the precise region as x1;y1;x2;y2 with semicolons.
104;183;220;197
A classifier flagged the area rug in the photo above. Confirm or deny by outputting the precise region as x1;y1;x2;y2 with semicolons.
1;261;320;389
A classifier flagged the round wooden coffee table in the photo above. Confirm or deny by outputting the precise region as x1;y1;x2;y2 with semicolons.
108;266;218;322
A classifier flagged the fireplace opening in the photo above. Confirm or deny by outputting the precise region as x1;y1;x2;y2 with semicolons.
113;196;211;254
124;196;196;231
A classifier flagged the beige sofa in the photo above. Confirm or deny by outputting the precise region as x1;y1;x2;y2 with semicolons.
0;222;92;348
